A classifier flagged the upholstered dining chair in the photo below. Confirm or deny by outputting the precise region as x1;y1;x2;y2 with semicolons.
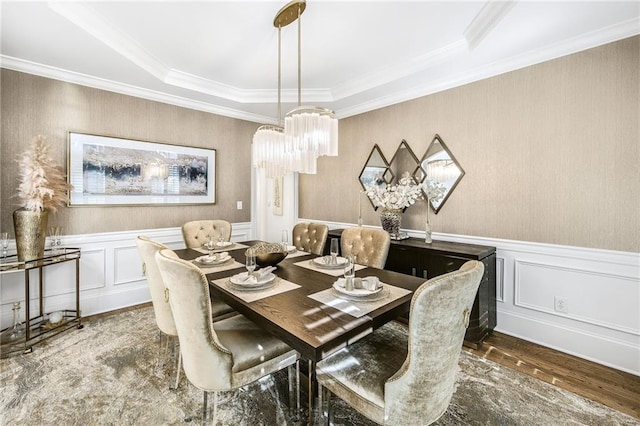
316;260;484;426
155;249;300;423
340;227;391;269
181;220;232;249
135;236;235;389
292;222;329;255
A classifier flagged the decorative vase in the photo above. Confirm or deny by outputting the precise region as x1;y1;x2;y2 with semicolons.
425;202;433;243
380;208;402;237
13;209;48;261
425;219;433;243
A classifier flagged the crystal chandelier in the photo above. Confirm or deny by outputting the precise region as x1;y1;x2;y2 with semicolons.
283;0;339;173
252;0;338;177
252;14;286;178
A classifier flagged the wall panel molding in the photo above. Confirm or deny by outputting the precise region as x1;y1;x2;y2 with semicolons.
0;222;253;329
303;218;639;375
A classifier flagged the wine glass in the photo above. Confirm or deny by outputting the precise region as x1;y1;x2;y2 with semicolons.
281;230;289;251
330;238;339;265
205;236;215;257
343;255;355;291
48;227;59;251
245;251;256;278
56;227;64;251
0;232;8;258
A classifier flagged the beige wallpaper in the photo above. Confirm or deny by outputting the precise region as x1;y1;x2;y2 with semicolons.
300;36;639;253
0;70;255;235
2;37;638;252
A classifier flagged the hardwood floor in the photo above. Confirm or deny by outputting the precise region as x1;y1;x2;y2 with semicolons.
464;332;640;420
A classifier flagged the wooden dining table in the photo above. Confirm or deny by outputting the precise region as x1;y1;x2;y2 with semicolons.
175;240;426;424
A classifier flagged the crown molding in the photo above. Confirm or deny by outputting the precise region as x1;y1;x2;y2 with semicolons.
0;55;271;123
464;0;517;50
337;17;640;119
48;1;169;81
331;39;468;101
3;11;637;122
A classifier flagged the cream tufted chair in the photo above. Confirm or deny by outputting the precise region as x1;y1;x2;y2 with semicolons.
136;236;236;389
292;222;329;255
181;220;232;248
155;249;300;422
316;260;484;425
340;227;391;269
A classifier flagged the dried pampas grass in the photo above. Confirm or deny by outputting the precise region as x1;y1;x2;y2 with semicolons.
16;135;72;212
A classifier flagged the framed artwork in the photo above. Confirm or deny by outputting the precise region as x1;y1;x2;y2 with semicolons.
68;132;216;206
273;176;283;216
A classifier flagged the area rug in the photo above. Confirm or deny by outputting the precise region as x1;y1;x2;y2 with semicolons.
1;307;637;425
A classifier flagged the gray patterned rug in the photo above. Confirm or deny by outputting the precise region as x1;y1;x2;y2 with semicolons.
1;307;637;425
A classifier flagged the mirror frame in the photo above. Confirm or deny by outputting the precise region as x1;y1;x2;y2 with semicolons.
419;134;465;214
358;144;390;209
387;139;422;186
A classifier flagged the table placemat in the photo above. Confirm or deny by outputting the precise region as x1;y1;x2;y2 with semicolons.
194;259;244;274
308;283;412;318
294;259;367;277
285;249;312;259
194;243;250;255
211;277;301;303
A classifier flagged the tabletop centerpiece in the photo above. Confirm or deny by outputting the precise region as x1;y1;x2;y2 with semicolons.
13;135;71;261
365;176;422;239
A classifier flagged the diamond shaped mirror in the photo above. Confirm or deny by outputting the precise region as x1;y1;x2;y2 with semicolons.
359;144;390;208
388;139;421;186
419;134;465;214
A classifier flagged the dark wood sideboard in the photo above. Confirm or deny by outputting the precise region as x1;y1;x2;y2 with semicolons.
325;229;497;347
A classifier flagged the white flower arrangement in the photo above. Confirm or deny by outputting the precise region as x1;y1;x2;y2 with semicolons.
422;178;447;206
16;135;71;212
365;176;422;210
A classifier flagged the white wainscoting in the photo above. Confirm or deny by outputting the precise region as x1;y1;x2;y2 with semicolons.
0;223;252;331
304;219;640;376
2;220;637;375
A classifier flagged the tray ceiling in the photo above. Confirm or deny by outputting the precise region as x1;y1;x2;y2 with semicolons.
1;1;638;123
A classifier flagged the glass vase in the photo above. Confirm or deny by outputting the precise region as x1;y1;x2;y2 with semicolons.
425;205;433;243
380;208;402;238
1;302;24;343
425;219;433;243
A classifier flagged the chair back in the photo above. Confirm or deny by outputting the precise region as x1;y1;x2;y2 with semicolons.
135;236;176;336
155;249;234;391
292;222;329;255
340;227;391;268
181;220;232;249
384;260;484;424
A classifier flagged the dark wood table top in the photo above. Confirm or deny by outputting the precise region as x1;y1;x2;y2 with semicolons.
175;241;426;362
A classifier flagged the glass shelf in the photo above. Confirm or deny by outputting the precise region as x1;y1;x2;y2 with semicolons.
0;248;82;358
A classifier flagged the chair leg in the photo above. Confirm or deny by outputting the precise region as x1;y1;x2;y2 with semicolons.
288;364;294;416
171;349;182;390
296;360;300;414
323;386;333;426
202;391;208;425
202;390;217;425
286;361;301;420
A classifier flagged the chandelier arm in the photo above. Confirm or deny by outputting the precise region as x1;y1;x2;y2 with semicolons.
278;26;282;127
297;2;302;106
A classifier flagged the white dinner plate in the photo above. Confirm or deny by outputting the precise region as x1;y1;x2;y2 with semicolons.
332;280;383;297
311;256;347;269
193;254;232;267
229;272;276;287
216;241;234;249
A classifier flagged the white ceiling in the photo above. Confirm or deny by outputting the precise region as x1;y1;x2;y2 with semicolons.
1;1;638;124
